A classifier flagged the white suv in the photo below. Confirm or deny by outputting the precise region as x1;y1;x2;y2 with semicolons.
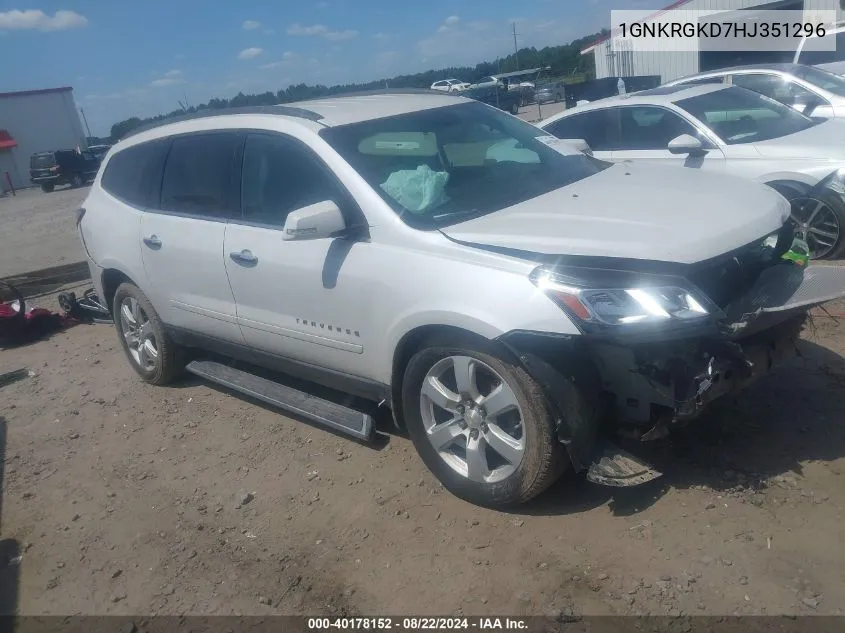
430;79;469;93
78;91;845;507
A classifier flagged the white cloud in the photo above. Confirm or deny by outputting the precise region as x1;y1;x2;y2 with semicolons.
444;15;460;27
242;20;261;30
260;51;298;69
150;77;182;87
164;69;182;78
237;47;264;60
0;9;87;31
287;23;358;41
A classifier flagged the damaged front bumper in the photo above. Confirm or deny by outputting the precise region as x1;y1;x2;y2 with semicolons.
501;263;845;487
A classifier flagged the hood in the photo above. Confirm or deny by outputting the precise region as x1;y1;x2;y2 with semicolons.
440;162;789;265
752;118;845;159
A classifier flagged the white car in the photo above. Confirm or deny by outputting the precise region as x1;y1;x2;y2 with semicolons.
665;63;845;120
78;92;845;507
430;79;470;93
540;83;845;259
471;76;501;89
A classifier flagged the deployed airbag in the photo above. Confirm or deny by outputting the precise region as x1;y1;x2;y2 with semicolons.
380;165;449;214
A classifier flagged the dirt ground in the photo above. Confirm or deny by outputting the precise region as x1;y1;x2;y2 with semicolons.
0;186;89;278
1;285;845;617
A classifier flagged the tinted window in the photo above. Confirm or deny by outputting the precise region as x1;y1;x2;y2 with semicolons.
241;134;347;227
544;109;619;151
792;64;845;97
101;140;168;207
676;86;816;144
30;154;55;168
617;106;701;150
160;133;239;217
320;101;610;229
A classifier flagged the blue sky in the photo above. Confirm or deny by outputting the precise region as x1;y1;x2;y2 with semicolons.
1;0;628;136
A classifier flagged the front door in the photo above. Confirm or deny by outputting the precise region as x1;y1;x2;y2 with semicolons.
611;105;727;171
224;132;374;377
139;131;244;343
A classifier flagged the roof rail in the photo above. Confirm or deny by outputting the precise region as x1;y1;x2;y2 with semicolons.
121;105;323;141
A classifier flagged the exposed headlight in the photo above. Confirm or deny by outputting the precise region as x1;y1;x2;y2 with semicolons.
530;266;717;328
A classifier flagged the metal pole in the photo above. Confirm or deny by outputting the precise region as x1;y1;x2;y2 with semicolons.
79;107;92;138
512;23;520;70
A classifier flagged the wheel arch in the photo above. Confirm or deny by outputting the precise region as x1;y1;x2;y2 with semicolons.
389;324;507;429
100;267;137;313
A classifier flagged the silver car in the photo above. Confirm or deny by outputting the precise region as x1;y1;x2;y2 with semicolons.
79;92;845;507
540;83;845;259
665;63;845;120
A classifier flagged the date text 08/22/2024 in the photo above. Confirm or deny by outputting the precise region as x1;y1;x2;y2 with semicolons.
307;617;530;631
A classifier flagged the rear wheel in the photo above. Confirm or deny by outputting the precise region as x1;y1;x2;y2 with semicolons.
402;335;567;507
113;282;183;385
510;102;520;115
41;184;54;193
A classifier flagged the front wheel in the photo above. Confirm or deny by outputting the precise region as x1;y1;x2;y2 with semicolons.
113;282;183;385
510;102;520;115
41;184;54;193
71;174;84;188
402;336;567;507
770;182;845;260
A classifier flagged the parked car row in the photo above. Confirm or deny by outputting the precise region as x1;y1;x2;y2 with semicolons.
77;89;845;508
539;66;845;260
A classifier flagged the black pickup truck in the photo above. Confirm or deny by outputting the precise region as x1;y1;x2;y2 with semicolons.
463;85;522;114
30;149;100;193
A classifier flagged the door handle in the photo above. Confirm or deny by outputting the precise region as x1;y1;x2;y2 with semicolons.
143;235;162;248
230;249;258;265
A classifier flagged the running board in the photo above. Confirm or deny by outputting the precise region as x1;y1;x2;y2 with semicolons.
185;360;374;441
586;444;663;487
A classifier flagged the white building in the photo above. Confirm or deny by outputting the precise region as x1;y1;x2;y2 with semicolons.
0;86;87;191
581;0;842;84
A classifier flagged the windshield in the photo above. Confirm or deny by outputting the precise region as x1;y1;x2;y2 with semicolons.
30;154;56;168
793;64;845;96
675;86;816;144
320;102;610;229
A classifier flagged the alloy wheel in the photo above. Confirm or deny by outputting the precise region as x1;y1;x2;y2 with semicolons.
790;196;841;259
119;297;158;371
419;355;525;484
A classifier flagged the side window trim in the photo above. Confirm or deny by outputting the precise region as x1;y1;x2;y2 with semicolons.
152;130;242;222
232;129;367;233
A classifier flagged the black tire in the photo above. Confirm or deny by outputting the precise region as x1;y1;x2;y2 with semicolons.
71;173;84;188
554;93;562;103
402;334;567;507
510;102;520;115
113;282;183;385
41;184;54;193
768;181;845;260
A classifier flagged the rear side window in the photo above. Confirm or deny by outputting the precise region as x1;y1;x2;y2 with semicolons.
160;133;240;217
101;140;168;207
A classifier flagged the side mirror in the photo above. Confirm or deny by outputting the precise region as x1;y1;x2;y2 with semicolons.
558;138;593;156
283;200;346;241
668;134;705;155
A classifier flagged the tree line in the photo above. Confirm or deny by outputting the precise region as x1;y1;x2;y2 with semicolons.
108;30;606;141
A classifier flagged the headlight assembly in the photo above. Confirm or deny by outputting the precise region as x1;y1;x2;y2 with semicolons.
530;266;719;329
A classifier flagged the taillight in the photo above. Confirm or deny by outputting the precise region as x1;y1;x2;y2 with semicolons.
75;207;86;227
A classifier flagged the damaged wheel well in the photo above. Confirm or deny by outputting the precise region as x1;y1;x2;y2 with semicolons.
101;269;134;314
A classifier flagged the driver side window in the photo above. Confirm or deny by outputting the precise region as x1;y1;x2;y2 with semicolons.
617;106;702;151
240;134;347;228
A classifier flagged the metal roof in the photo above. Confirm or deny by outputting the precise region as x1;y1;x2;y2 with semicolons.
492;67;548;79
0;86;73;99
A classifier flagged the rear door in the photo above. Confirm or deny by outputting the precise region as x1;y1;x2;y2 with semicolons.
139;131;244;343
